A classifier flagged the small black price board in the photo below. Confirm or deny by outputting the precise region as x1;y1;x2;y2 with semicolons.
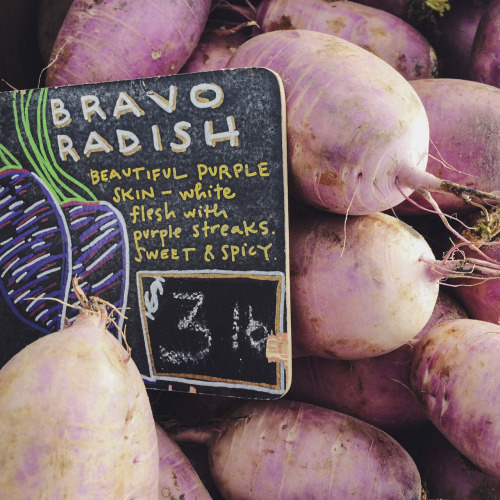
0;68;290;398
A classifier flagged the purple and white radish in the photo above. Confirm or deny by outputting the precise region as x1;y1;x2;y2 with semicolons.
0;279;159;498
227;30;500;216
181;31;246;73
411;318;500;480
395;78;500;216
256;0;438;80
471;0;500;88
169;399;423;499
46;0;212;86
290;210;500;360
449;207;500;325
436;0;488;79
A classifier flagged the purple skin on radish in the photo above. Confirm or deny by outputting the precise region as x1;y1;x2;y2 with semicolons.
181;31;246;73
395;78;500;216
450;213;500;325
0;290;159;498
287;290;467;432
45;0;212;86
156;423;211;500
411;318;500;480
350;0;409;18
471;0;500;88
169;399;423;499
227;30;497;216
255;0;438;80
289;210;441;359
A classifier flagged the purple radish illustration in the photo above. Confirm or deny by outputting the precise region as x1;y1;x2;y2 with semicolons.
0;87;129;337
0;169;71;333
63;201;129;333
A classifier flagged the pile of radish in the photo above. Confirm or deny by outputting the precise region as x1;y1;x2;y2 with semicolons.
2;0;500;498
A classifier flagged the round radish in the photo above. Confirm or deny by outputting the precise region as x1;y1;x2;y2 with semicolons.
471;0;500;88
395;78;500;215
290;209;500;360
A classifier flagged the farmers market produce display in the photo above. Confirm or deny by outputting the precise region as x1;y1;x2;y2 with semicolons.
1;0;500;498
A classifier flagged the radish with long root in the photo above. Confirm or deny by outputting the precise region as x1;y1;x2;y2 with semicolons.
167;399;423;499
0;278;159;498
226;30;500;221
290;209;500;360
396;78;500;216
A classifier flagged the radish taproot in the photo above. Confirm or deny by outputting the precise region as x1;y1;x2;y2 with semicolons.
289;210;500;360
168;399;423;499
395;78;500;215
45;0;212;86
288;290;467;432
411;318;500;480
449;207;500;325
255;0;438;80
0;278;159;498
227;30;500;216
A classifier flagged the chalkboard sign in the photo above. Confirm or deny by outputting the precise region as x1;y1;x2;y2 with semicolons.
0;68;290;398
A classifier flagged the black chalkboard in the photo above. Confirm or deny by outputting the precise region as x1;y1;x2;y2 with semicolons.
0;68;290;398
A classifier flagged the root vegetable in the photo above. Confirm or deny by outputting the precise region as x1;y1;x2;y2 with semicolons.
256;0;438;80
450;207;500;325
436;0;487;79
396;78;500;215
290;210;500;360
45;0;212;86
156;422;211;500
411;318;500;480
471;0;500;88
169;399;423;499
0;279;159;498
227;30;500;216
181;31;246;73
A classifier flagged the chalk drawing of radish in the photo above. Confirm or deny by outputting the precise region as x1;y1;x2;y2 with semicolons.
0;168;72;333
0;87;129;336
